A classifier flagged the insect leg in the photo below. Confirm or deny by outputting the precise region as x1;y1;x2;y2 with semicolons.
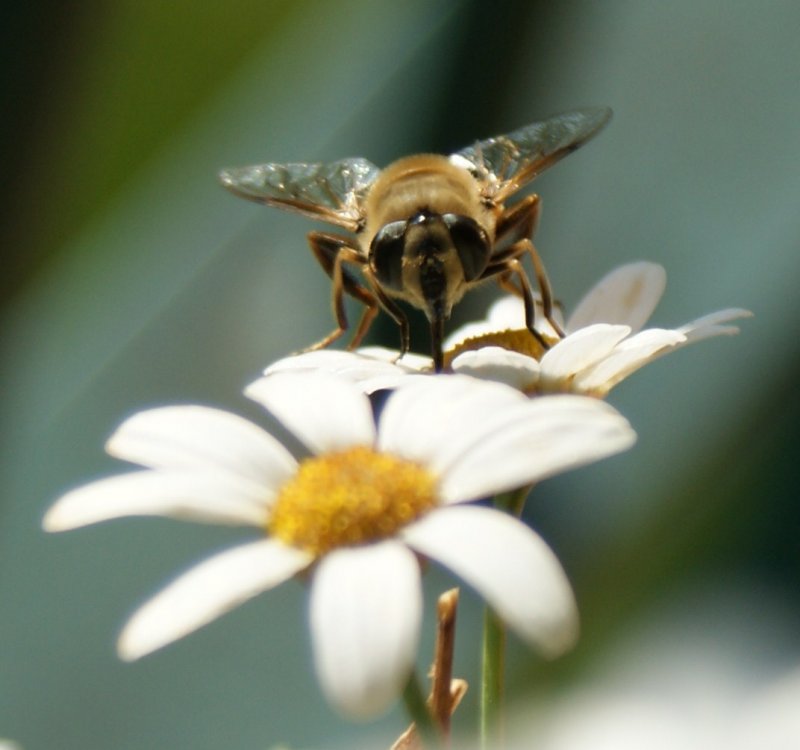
481;250;550;349
495;271;525;298
483;255;551;349
306;231;379;350
494;194;541;246
492;196;565;338
519;239;565;337
362;266;411;358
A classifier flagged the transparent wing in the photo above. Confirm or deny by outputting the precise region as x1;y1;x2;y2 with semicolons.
453;108;612;203
219;157;380;232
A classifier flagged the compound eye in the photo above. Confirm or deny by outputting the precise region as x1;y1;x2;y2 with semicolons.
442;214;490;281
369;220;407;292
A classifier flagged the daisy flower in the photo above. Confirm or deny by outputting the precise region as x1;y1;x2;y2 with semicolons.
44;373;635;718
445;262;752;397
262;263;749;400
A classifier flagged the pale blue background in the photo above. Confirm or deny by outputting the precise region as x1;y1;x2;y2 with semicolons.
2;2;798;748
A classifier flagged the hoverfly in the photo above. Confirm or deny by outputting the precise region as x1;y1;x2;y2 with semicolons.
220;107;611;371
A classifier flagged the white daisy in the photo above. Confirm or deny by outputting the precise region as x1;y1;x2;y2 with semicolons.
44;373;635;718
446;262;752;397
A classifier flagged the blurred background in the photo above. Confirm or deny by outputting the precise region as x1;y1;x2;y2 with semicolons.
1;1;798;748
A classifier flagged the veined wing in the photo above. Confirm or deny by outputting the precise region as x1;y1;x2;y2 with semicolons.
219;157;380;232
454;108;612;203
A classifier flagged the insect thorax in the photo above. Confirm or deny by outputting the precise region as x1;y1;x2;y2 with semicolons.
362;154;491;240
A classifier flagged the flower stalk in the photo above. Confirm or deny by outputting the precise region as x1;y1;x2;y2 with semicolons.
494;486;530;517
480;606;506;749
479;486;530;749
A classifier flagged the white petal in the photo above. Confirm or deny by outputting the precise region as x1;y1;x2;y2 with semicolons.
350;371;434;394
309;541;422;718
43;470;270;531
358;346;433;372
443;320;500;350
264;348;427;393
677;307;752;343
118;539;310;660
452;346;540;391
245;372;376;454
265;349;385;374
485;294;566;338
106;406;296;487
487;294;528;327
443;295;561;350
377;375;527;473
539;325;631;384
573;328;686;394
404;506;578;656
439;395;636;503
567;262;666;333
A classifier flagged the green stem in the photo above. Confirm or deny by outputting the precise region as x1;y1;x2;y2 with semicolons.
494;486;530;517
480;605;506;749
479;487;530;748
402;669;440;749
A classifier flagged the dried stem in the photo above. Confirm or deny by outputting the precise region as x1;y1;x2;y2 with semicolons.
392;588;467;750
430;588;459;735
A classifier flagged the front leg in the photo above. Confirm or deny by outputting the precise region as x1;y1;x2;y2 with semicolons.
306;231;379;351
362;265;411;358
490;195;565;338
481;253;551;350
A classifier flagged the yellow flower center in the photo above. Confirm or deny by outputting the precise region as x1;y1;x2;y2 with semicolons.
268;445;439;556
444;328;556;368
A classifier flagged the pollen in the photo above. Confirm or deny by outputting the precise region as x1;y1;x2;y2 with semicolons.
268;446;439;556
444;328;555;368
